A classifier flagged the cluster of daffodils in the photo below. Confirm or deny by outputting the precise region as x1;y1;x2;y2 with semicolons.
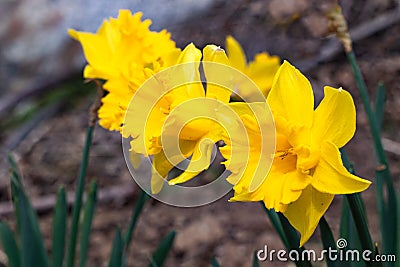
70;10;370;246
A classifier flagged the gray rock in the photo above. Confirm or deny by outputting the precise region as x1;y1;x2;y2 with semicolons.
0;0;214;94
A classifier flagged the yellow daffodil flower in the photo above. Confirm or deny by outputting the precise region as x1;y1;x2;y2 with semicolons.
123;43;232;193
225;36;281;98
69;10;178;131
225;61;371;246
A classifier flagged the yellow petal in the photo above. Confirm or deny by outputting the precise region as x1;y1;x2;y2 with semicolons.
168;137;216;185
151;150;173;194
267;61;314;129
225;35;246;71
246;53;280;96
219;102;275;191
312;141;371;194
262;169;311;212
97;93;125;132
129;150;142;169
177;43;202;64
283;185;334;247
174;43;204;99
202;45;232;103
312;86;356;148
68;23;118;79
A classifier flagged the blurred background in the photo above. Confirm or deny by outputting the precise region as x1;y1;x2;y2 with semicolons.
0;0;399;266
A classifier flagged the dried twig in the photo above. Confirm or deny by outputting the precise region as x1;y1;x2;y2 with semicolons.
382;137;400;156
299;7;400;71
87;79;104;127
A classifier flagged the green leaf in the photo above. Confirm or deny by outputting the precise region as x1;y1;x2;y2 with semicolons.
372;83;397;264
347;51;397;265
340;197;365;267
211;257;221;267
319;216;337;267
260;202;289;250
374;82;385;131
340;150;374;250
8;154;49;267
66;126;94;267
397;183;400;264
108;228;123;267
79;181;98;267
0;221;21;267
148;230;176;267
277;213;312;267
252;250;260;267
52;187;67;267
123;189;149;249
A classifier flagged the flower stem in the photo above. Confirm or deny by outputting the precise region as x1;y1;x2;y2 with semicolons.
346;52;388;168
345;193;373;250
278;213;312;267
66;125;94;267
347;51;397;259
260;203;289;250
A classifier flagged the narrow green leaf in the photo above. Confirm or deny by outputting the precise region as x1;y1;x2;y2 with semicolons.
8;154;49;267
340;197;365;267
123;189;149;250
373;83;397;264
252;250;260;267
346;194;374;255
277;213;312;267
66;125;94;267
319;216;337;267
148;230;176;267
374;82;385;131
52;187;67;267
375;167;397;265
347;51;397;263
397;183;400;264
122;189;149;267
340;151;373;246
0;221;21;267
108;228;123;267
78;181;98;267
260;202;289;249
211;257;221;267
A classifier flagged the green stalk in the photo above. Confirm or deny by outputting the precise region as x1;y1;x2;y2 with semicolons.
123;189;149;250
78;181;98;267
108;228;123;267
52;187;67;267
252;250;260;267
340;150;374;254
347;52;387;166
278;213;312;267
319;216;337;267
340;196;365;267
374;82;385;131
0;222;21;267
260;203;289;250
66;126;94;267
148;230;176;267
211;257;221;267
345;194;373;252
347;51;397;259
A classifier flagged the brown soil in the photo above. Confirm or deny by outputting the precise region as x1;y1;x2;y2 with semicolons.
1;0;399;266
